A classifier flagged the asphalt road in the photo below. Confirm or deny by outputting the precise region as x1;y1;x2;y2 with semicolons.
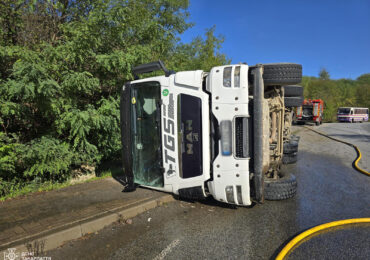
314;122;370;172
46;123;370;260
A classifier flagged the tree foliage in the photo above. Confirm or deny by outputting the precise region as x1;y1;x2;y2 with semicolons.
0;0;229;197
319;67;330;80
167;26;230;72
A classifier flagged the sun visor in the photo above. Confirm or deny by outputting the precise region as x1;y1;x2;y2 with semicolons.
175;70;203;89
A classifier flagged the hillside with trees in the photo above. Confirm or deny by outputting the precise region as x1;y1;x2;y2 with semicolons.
302;69;370;122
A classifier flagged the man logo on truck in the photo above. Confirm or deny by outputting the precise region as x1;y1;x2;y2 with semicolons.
185;120;199;155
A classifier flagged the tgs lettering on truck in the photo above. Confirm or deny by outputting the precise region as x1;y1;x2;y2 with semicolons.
163;93;176;178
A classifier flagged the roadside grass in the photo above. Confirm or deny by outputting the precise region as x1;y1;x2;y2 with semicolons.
0;162;122;201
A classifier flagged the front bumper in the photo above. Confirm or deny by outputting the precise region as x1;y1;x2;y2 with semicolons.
297;117;313;122
206;65;265;206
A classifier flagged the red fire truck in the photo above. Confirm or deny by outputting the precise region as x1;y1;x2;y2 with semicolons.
295;99;324;125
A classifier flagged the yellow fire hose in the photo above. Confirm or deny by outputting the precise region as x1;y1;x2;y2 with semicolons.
276;218;370;260
304;126;370;176
276;126;370;260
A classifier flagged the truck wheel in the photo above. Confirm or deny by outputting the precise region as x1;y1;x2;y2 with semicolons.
264;173;297;200
282;152;298;164
283;141;298;153
262;63;302;86
290;135;300;142
284;85;303;97
284;96;303;107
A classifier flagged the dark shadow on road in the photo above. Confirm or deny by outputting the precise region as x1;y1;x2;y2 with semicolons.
269;228;305;260
95;160;127;186
171;194;251;209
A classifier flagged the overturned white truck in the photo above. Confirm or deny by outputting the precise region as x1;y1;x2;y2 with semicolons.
120;61;302;206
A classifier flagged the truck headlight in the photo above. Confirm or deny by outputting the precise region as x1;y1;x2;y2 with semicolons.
220;120;232;156
234;66;240;88
223;67;232;88
225;186;235;204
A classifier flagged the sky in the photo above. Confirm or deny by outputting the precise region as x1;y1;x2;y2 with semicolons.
180;0;370;79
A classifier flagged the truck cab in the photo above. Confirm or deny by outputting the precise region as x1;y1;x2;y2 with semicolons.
121;61;302;206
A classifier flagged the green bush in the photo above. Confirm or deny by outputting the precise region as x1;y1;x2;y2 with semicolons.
0;178;22;198
19;136;77;182
0;132;19;179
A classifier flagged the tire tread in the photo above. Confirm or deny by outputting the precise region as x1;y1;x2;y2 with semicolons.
264;174;297;200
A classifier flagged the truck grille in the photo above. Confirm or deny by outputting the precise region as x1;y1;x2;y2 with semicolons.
235;117;248;158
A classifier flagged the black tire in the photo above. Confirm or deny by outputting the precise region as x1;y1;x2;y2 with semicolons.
282;152;298;164
315;121;320;126
262;63;302;86
283;141;298;153
284;96;303;107
284;85;303;97
290;135;300;142
264;173;297;200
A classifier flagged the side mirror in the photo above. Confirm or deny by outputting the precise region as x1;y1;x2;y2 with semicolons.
132;60;174;79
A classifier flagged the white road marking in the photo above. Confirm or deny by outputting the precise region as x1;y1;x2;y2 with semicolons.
153;239;181;260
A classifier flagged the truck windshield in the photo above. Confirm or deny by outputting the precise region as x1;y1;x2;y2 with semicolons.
131;81;163;187
338;108;350;114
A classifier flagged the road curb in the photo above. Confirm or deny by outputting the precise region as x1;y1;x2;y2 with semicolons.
0;194;174;256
